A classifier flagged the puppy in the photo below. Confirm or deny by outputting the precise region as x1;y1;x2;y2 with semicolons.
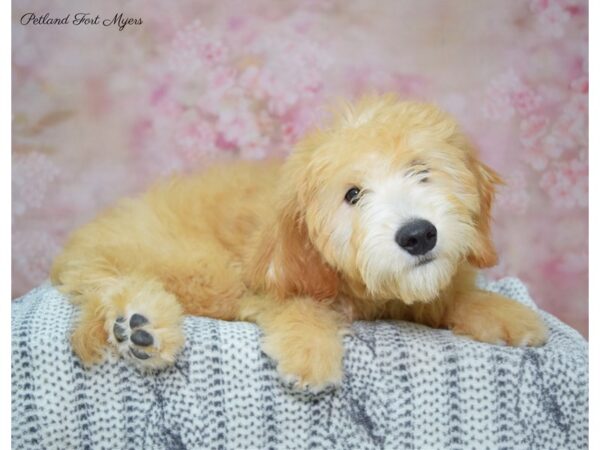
51;95;548;390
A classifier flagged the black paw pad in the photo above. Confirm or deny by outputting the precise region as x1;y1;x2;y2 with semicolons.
131;329;154;347
112;314;156;362
113;323;127;343
130;347;151;360
130;313;148;329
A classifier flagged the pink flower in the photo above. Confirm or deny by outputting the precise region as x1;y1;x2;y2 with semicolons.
530;0;572;38
246;30;330;116
207;66;237;93
539;158;588;208
542;131;571;159
482;71;521;120
174;119;218;162
520;114;549;148
540;92;587;159
168;20;229;75
521;143;550;171
483;70;544;120
559;92;587;143
133;17;332;172
520;87;587;172
200;66;240;114
216;103;262;149
496;171;530;215
511;86;543;115
239;142;268;160
280;104;321;145
238;66;261;91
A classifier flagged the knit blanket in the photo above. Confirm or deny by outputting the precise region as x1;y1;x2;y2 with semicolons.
12;279;588;450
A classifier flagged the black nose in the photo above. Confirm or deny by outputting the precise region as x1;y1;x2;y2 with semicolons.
395;219;437;256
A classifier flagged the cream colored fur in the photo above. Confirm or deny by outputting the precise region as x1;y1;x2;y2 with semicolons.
51;95;548;391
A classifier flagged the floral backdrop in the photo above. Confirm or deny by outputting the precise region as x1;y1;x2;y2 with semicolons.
12;0;588;337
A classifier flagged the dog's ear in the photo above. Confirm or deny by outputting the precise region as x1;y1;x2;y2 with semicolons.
246;134;339;300
467;161;503;268
267;201;339;300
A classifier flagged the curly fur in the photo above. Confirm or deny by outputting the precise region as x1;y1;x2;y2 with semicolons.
51;95;548;390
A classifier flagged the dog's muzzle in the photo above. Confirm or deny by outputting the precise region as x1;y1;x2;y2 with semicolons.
395;219;437;256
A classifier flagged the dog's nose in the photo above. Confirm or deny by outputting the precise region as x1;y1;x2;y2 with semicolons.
395;219;437;256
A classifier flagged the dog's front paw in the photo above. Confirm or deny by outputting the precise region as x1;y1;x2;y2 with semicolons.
262;332;344;392
448;291;548;347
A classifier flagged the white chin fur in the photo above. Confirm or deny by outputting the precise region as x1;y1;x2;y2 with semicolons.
361;255;456;303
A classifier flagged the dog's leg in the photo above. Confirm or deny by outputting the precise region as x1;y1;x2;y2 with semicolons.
56;266;185;368
70;292;110;365
443;289;548;347
239;295;347;391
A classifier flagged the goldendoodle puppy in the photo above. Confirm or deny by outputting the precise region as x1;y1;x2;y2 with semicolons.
51;95;548;390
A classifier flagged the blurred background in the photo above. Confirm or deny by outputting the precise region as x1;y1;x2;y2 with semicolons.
12;0;588;336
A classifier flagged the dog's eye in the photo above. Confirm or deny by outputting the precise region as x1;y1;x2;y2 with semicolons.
344;187;361;205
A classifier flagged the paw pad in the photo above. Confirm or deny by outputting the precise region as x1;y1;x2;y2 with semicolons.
111;313;155;361
113;322;127;343
130;313;148;328
131;329;154;346
130;347;151;360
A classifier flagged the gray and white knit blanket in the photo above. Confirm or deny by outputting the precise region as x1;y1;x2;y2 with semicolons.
12;278;588;450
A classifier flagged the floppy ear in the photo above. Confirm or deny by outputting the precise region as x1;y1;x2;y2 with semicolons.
245;135;339;300
265;201;339;300
467;161;504;268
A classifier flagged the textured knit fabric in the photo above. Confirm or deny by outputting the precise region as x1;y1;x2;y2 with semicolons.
12;279;588;450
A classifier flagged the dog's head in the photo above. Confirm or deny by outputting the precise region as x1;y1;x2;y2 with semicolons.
253;95;502;303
